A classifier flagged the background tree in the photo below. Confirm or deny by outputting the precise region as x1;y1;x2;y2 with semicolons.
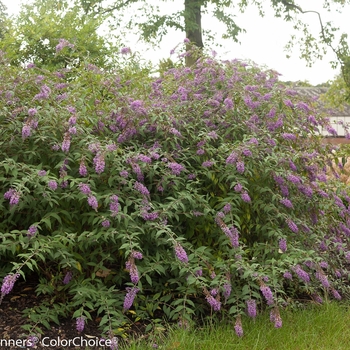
0;0;8;39
79;0;350;68
0;0;119;70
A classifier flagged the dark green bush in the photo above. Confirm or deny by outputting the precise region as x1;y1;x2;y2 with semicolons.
1;45;349;343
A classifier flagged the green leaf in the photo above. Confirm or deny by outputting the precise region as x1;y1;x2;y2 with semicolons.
145;274;153;286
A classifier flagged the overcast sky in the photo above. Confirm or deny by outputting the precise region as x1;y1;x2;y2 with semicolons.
3;0;350;85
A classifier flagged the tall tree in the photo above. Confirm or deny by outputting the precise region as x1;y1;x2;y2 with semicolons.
0;0;8;40
80;0;350;69
0;0;119;70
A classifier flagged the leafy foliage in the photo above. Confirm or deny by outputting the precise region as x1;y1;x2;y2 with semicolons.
0;0;8;40
322;74;350;108
0;0;118;70
1;44;350;343
81;0;350;69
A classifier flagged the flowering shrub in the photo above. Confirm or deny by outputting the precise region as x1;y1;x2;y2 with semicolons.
1;45;350;343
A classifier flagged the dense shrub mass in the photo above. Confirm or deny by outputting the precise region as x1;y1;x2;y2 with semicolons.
1;45;350;343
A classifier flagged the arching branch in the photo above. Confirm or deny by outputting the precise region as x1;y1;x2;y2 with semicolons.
281;1;348;81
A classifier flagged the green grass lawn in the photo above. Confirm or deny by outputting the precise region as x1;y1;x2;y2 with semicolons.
126;302;350;350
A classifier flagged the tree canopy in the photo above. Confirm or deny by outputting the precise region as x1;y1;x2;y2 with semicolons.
79;0;350;69
0;0;8;39
0;0;119;70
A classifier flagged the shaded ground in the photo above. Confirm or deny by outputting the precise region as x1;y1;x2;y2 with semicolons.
0;279;134;350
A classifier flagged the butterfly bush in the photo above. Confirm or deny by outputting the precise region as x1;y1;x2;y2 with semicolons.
1;45;350;342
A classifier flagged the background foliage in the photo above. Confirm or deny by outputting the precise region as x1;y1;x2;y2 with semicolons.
0;0;118;70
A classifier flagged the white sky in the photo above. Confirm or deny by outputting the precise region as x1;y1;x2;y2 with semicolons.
3;0;350;85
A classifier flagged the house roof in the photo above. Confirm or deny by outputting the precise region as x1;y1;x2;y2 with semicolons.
293;87;350;141
294;87;350;117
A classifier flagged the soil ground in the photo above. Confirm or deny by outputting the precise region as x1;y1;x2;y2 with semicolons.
0;278;131;350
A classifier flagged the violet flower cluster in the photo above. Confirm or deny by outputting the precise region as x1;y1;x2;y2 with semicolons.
134;181;150;197
223;283;232;301
205;294;221;311
246;299;257;318
260;284;274;305
48;180;58;190
174;244;189;264
109;195;119;216
27;225;37;238
278;238;287;253
63;271;73;285
123;287;139;310
234;316;243;337
76;316;85;332
79;160;88;177
126;258;139;284
293;265;310;283
4;188;20;206
1;273;20;301
270;308;282;328
93;152;105;174
168;162;185;175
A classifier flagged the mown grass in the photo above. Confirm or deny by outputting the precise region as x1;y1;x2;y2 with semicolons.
125;302;350;350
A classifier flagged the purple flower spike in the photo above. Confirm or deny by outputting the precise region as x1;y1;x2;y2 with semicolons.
205;295;221;311
241;192;251;203
4;189;15;200
76;316;85;332
61;133;71;153
22;124;31;139
280;198;293;208
27;225;37;238
234;183;243;192
132;251;143;260
79;161;88;177
312;294;323;303
63;271;73;284
234;316;243;337
260;284;274;305
224;98;233;109
78;183;91;195
130;265;139;284
226;151;237;165
9;191;20;206
236;161;245;174
294;265;310;283
223;283;232;301
134;181;150;196
283;271;293;280
110;195;119;216
279;239;287;253
1;273;20;297
123;287;139;310
332;289;341;300
223;203;231;214
101;220;110;227
242;149;252;157
87;195;98;210
93;153;105;174
202;160;214;168
48;180;58;190
286;219;298;233
174;244;188;263
168;162;185;175
246;299;257;318
121;47;131;55
315;270;330;288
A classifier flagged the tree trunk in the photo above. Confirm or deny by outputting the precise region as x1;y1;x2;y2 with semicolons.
184;0;204;66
